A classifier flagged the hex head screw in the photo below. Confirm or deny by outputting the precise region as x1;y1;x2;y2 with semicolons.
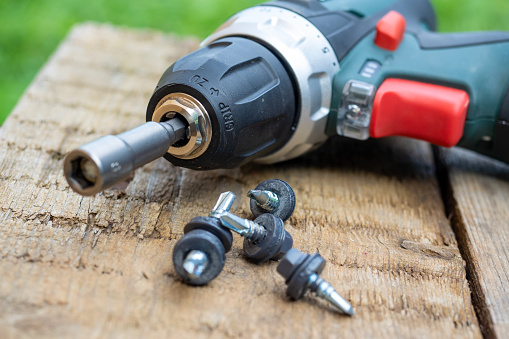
172;192;235;285
277;248;354;315
248;179;296;222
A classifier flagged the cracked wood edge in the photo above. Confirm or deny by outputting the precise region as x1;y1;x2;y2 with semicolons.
436;147;509;339
0;23;481;338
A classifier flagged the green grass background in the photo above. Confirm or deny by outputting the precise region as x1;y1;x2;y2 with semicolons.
1;0;508;124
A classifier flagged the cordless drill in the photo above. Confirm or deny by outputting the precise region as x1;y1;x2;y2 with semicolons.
64;0;509;196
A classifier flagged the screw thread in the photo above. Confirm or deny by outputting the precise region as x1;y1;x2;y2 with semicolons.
244;219;267;244
248;190;279;211
218;212;267;244
308;273;354;316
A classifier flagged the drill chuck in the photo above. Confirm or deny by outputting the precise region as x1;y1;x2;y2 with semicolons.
147;36;297;170
64;118;187;196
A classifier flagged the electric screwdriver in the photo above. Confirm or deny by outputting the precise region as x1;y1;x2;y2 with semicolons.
64;0;509;196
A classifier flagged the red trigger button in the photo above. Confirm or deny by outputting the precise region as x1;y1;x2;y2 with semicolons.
370;79;470;147
375;11;406;51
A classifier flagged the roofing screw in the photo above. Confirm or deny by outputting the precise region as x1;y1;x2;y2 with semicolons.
214;199;293;263
173;192;235;285
277;248;354;316
248;179;296;222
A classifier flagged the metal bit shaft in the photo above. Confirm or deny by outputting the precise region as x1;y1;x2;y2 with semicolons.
308;273;354;316
218;212;267;244
64;117;187;196
247;189;279;211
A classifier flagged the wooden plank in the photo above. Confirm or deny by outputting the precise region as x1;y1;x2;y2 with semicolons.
0;23;481;338
437;147;509;339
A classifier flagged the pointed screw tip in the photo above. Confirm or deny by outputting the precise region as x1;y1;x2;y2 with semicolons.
315;279;354;316
332;298;354;316
328;297;354;316
182;250;208;279
248;189;278;211
182;262;202;279
330;296;354;316
344;306;355;316
247;190;260;198
218;213;247;234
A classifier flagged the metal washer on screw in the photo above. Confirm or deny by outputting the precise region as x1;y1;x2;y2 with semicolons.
277;249;326;300
250;179;296;221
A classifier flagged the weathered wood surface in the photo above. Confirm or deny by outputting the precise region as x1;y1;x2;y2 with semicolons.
437;148;509;339
0;23;494;338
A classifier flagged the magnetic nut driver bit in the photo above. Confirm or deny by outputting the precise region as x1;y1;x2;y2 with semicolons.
64;117;188;196
247;179;296;222
277;248;355;316
173;192;235;286
214;191;293;263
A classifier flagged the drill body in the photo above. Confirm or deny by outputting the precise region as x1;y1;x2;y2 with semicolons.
318;0;509;162
64;0;509;195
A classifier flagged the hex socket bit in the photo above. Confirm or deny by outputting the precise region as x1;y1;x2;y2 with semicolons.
64;118;187;196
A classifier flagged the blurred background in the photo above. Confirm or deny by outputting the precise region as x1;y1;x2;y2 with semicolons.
1;0;508;124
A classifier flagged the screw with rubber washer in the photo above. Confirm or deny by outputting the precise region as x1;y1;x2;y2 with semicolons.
213;192;293;263
248;179;296;222
277;248;354;315
172;192;235;285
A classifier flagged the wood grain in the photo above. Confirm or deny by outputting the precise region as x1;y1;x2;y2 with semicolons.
437;147;509;339
0;23;481;338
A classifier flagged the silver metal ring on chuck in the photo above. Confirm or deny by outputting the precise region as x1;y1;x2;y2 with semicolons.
152;92;212;160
